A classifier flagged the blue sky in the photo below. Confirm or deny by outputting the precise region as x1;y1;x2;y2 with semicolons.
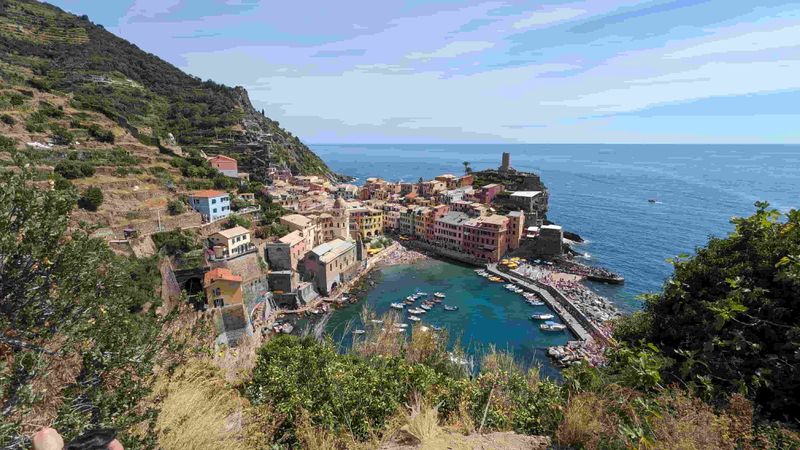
47;0;800;144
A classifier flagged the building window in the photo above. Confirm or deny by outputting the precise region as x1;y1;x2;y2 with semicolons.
212;199;217;204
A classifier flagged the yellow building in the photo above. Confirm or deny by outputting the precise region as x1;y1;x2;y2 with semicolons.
349;207;384;239
204;268;243;308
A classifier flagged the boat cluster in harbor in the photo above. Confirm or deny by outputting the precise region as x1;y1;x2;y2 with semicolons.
385;290;456;328
475;267;569;333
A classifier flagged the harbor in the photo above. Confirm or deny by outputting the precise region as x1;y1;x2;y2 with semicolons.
318;258;575;378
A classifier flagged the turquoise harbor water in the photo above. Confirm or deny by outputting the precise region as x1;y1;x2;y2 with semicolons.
322;259;572;379
308;144;800;373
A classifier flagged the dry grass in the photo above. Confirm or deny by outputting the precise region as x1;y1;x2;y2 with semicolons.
213;332;263;384
153;359;249;450
556;392;608;449
404;394;443;444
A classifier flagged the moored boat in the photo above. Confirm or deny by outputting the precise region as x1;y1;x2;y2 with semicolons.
443;305;458;311
434;292;446;298
540;321;567;331
531;313;555;320
420;304;432;311
408;315;421;322
353;329;366;335
390;302;405;310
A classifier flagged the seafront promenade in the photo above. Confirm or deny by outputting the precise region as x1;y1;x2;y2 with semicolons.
485;263;592;342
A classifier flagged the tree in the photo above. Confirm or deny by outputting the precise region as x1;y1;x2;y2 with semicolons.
167;198;186;215
0;167;162;445
463;161;472;174
54;160;95;179
78;186;104;211
617;202;800;422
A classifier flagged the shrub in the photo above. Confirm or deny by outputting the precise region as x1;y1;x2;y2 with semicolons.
226;215;251;229
1;114;15;126
254;223;288;239
54;160;95;179
9;93;26;107
78;186;104;211
49;123;74;145
167;199;186;215
87;123;115;143
0;135;16;151
152;229;198;256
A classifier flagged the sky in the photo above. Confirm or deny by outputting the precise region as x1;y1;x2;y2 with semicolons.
46;0;800;144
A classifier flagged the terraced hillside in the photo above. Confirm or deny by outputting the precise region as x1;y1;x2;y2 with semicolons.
0;0;334;180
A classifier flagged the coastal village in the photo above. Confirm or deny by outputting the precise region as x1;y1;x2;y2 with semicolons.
142;151;622;367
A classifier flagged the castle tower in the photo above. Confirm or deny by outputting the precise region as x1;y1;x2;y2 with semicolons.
499;152;512;172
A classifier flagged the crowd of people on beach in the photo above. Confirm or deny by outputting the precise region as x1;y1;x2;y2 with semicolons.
378;243;429;266
514;263;621;326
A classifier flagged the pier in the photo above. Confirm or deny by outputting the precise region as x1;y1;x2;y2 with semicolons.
486;263;592;342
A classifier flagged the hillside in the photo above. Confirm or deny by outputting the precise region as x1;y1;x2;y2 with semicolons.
0;0;333;180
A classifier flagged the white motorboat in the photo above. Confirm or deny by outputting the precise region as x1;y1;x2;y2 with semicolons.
353;329;366;335
390;302;405;310
408;308;426;315
540;321;567;331
408;315;421;322
395;323;409;329
420;304;432;311
531;313;555;320
527;300;545;306
370;319;384;324
443;305;458;311
434;292;446;298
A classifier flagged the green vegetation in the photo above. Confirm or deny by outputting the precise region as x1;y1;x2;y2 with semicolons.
77;185;103;211
226;214;252;229
0;135;16;151
167;198;186;215
87;123;115;143
616;202;800;422
255;223;289;239
152;229;200;256
0;0;335;179
0;167;163;447
1;114;16;125
54;160;95;179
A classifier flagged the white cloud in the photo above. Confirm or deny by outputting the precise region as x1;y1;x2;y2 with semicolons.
666;24;800;59
512;7;586;29
406;40;495;60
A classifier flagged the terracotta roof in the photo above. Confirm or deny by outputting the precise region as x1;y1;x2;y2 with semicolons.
204;268;242;286
209;155;237;162
280;214;313;228
190;190;227;198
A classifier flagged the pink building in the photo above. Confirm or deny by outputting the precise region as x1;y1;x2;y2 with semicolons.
208;155;238;177
463;214;509;262
477;183;503;204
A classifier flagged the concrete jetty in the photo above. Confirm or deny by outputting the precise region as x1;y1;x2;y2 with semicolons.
486;263;592;342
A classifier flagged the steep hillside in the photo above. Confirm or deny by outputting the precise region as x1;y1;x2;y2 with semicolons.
0;0;333;180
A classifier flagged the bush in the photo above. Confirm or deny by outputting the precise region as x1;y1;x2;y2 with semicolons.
619;203;800;421
152;229;198;256
1;114;16;126
78;186;104;211
9;93;26;107
254;223;288;239
167;198;186;215
54;160;95;179
0;135;16;151
226;215;251;229
87;123;115;143
49;123;74;145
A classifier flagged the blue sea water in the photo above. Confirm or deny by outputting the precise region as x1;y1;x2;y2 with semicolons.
311;144;800;312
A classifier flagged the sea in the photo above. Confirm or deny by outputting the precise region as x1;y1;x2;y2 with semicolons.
304;144;800;376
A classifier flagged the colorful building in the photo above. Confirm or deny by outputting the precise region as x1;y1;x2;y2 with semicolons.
265;230;307;271
477;183;503;204
434;211;470;251
209;226;253;260
208;155;238;178
463;214;509;262
349;207;384;239
506;210;525;250
304;239;358;295
188;190;231;223
204;267;243;308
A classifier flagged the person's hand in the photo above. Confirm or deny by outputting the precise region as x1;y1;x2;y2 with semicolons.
31;428;64;450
